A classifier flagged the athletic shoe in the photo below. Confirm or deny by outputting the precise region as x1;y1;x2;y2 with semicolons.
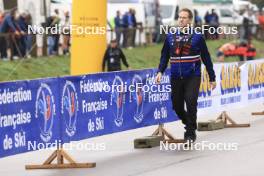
2;58;9;61
184;130;197;142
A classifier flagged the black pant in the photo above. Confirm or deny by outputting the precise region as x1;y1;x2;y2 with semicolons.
0;36;8;58
13;37;26;58
171;76;201;132
122;28;128;48
115;27;122;46
53;34;60;54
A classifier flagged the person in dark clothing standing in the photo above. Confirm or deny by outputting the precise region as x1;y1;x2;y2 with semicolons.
53;9;60;55
122;12;129;48
114;11;123;46
155;8;216;144
127;9;135;49
204;11;211;40
16;13;30;58
209;9;219;40
242;9;254;42
131;9;137;47
0;8;23;60
102;39;130;72
194;9;202;27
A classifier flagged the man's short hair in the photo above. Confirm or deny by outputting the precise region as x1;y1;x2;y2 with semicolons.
179;8;193;19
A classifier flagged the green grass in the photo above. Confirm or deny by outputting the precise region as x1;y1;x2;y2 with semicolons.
124;39;264;69
0;56;70;82
0;39;264;82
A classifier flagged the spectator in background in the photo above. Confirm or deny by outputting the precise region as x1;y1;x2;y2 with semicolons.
204;11;211;24
12;13;25;60
126;9;135;49
248;10;258;39
216;42;236;62
25;13;32;58
46;15;56;56
114;11;123;46
0;11;5;60
194;9;202;27
242;8;254;42
102;39;130;72
16;12;30;58
46;10;60;56
62;11;71;55
154;1;163;43
122;11;129;48
53;9;61;55
257;10;264;40
209;9;219;40
131;9;137;48
204;11;211;40
121;9;135;49
0;11;4;24
0;8;23;61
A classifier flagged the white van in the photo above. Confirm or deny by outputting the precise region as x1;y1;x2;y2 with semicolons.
159;0;193;26
0;0;3;12
233;0;250;12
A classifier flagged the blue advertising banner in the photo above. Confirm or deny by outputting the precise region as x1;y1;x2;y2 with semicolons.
60;69;177;143
0;69;178;158
0;78;61;158
1;60;264;158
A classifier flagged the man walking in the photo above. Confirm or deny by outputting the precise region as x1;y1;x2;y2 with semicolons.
155;8;216;143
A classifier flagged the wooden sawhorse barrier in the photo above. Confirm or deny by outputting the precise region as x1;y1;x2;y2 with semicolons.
136;111;250;148
216;111;250;128
252;111;264;116
152;124;185;143
25;147;96;170
251;104;264;115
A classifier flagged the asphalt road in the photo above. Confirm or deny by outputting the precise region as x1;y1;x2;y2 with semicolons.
0;102;263;176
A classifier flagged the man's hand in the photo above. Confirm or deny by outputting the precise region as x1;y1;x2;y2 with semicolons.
210;81;216;90
155;72;162;84
20;31;26;35
15;31;20;36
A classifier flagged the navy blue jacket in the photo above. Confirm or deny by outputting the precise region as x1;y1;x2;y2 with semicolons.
114;16;123;28
0;14;18;33
17;16;27;32
122;13;128;28
158;31;216;82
